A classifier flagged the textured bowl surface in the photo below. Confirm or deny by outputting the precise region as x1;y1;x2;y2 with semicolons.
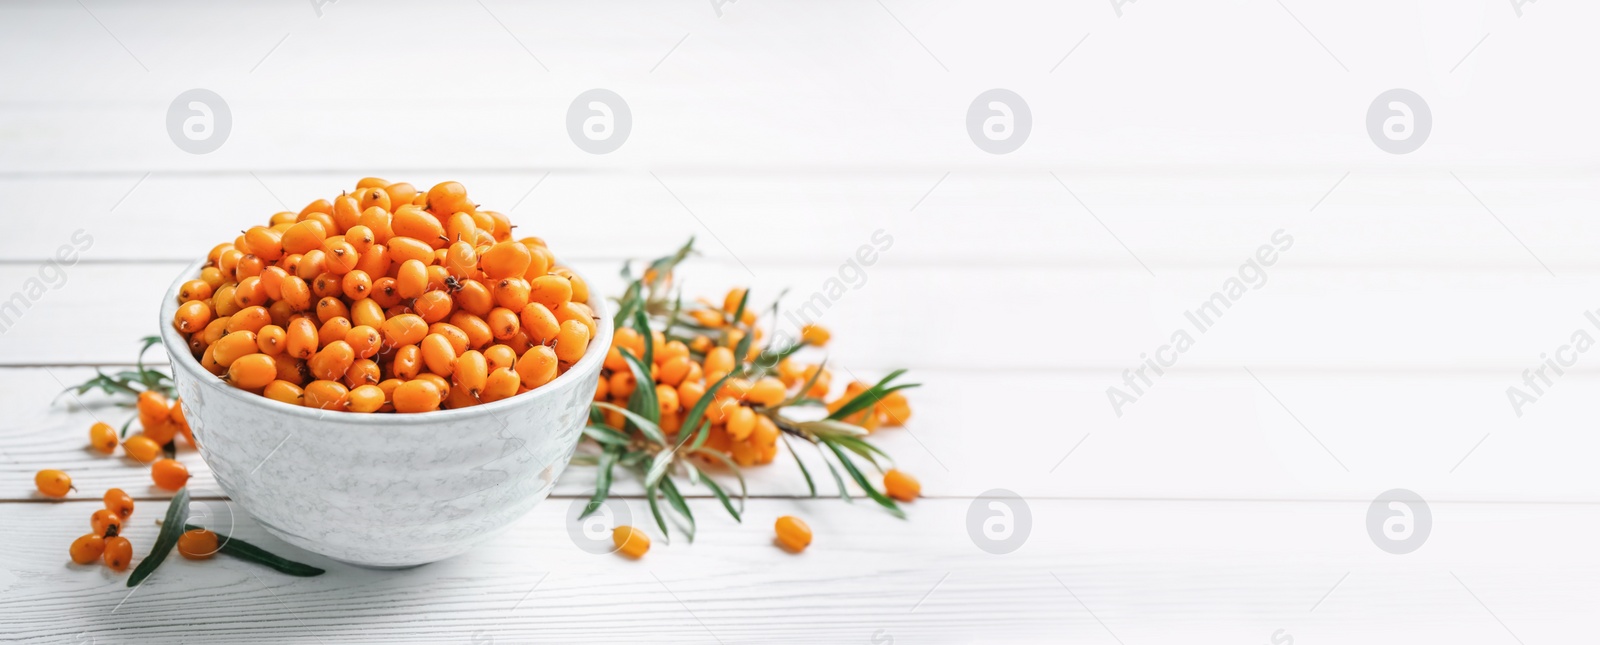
158;260;610;567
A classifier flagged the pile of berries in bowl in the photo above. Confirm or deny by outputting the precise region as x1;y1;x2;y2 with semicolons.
158;179;610;567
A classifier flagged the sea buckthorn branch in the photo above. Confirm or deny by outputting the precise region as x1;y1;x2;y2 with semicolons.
582;240;921;536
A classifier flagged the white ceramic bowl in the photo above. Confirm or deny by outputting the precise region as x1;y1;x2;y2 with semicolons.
158;260;610;567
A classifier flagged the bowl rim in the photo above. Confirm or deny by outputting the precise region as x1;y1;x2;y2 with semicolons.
159;257;614;425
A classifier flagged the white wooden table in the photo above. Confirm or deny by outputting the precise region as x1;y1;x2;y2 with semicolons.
4;1;1599;642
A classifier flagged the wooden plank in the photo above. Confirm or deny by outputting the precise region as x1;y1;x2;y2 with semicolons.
0;498;1593;644
3;170;1597;269
1;2;1598;171
11;366;1600;503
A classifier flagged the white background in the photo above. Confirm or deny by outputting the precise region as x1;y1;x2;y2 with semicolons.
2;0;1598;643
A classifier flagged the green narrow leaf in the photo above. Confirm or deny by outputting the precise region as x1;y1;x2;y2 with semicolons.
582;448;619;518
663;290;684;337
583;425;631;447
593;402;666;446
632;309;655;368
620;351;661;428
821;454;851;503
694;467;742;522
182;523;324;577
646;485;670;542
687;419;712;452
119;414;137;439
660;478;696;542
729;288;751;327
681;371;738;434
785;358;829;406
826;380;921;422
825;441;905;518
128;487;190;587
691;448;748;512
780;434;817;498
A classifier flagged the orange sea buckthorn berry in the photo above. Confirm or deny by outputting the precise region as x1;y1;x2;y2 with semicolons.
726;407;756;442
174;300;212;333
747;377;787;407
704;347;735;377
445;240;477;277
553;301;597;339
485;307;520;341
211;330;258;367
553;319;591;364
387;235;434;265
137;390;170;428
123;435;161;464
655;384;680;416
519;302;561;344
360;186;392;214
177;529;220;560
427;181;472;217
91;508;123;536
658;355;692;387
89;421;118;454
104;488;135;520
455;279;493;316
430;322;471;355
256;324;286;355
151;459;190;491
264;380;305;406
70;533;106;565
774;515;811;552
381;313;428;348
481;367;520;403
414;290;453;323
347;384;386;413
416;373;452;399
315;316;352;347
420;333;457;377
395;259;428;300
225;305;271;334
392;379;443;413
304;380;350;410
800;324;831;346
282;219;327;255
528;275;572;310
392;205;447;246
103;535;133;571
351;297;386;328
494;277;531;311
280;275;313;311
612;525;650;559
309;340;356;382
480;240;532;280
345;325;381;359
316;296;350;323
35;469;73;497
723;288;747;314
386;182;418;208
344;358;380;389
390;344;422;380
454;350;488;397
285;317;319;359
228;353;278;390
341;270;372;300
608;369;637;401
178;279;214;303
515;345;559;389
879;391;911;426
484;344;517;371
678;381;706;411
883;469;920;502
